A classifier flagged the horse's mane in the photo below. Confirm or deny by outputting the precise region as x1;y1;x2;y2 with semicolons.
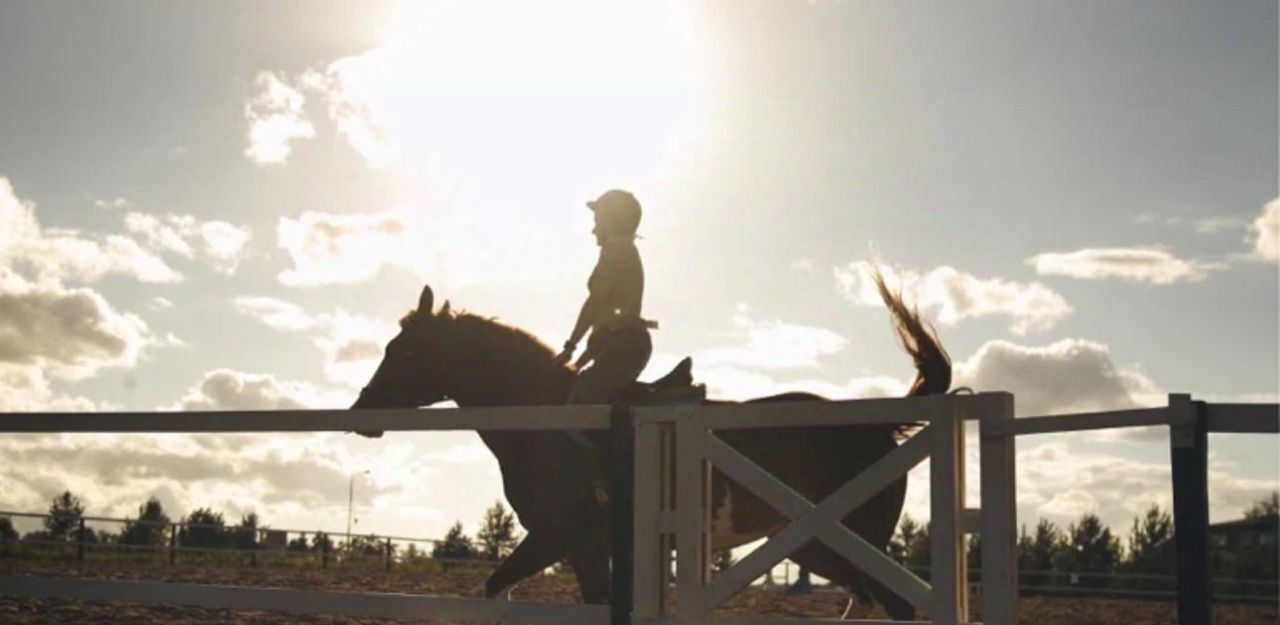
401;306;563;374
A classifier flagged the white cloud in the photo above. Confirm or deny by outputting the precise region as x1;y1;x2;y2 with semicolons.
0;269;154;379
954;338;1160;418
92;197;131;211
149;296;175;311
1;178;183;284
835;261;1071;335
276;208;431;287
233;297;396;388
232;296;317;332
244;71;316;165
124;211;252;274
1193;216;1247;234
1028;247;1224;285
701;307;847;370
0;363;98;412
1248;199;1279;262
175;369;342;411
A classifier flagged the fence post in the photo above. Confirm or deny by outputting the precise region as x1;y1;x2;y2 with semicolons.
385;537;393;573
609;403;636;625
1170;393;1211;625
76;518;85;563
930;395;966;625
322;536;330;569
169;525;177;566
980;392;1018;625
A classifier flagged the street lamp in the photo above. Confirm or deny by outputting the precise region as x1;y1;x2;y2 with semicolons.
346;469;370;549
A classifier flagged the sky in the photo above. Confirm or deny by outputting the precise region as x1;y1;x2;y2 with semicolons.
0;0;1276;547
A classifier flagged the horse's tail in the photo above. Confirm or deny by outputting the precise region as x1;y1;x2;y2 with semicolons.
869;266;952;435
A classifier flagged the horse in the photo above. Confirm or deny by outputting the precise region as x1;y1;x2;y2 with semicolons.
351;269;950;621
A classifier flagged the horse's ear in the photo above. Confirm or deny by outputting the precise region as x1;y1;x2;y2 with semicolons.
418;284;434;314
438;300;452;317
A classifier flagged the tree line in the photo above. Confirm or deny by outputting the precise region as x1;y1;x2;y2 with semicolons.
0;492;522;566
886;492;1277;591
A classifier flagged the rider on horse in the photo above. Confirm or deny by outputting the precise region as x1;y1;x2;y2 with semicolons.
554;189;655;404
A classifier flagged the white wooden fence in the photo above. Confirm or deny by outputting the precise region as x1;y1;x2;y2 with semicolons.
0;392;1275;625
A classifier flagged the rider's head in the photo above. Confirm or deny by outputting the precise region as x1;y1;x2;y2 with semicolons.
587;189;641;243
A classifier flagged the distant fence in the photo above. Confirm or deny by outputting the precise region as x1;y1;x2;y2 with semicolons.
0;509;475;572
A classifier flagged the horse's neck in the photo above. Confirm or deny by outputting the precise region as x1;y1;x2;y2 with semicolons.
451;359;576;408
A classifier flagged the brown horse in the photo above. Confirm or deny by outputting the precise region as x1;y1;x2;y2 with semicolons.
351;270;950;621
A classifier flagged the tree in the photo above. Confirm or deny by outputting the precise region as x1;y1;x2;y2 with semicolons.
1243;491;1278;520
890;515;930;571
121;497;171;547
1058;513;1121;588
475;501;521;561
44;491;85;541
286;534;311;553
712;550;735;573
1018;519;1065;590
234;512;260;550
0;516;17;546
180;507;227;549
433;521;474;566
311;531;333;553
1124;505;1174;576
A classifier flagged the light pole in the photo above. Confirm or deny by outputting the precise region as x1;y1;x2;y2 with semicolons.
346;469;370;549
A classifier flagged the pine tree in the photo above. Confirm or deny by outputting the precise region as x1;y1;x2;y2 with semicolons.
121;497;171;546
1018;519;1064;590
433;521;474;568
44;491;85;541
475;501;521;561
1059;513;1121;588
1124;505;1174;576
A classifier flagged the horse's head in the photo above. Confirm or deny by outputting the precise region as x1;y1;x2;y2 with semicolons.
351;284;452;411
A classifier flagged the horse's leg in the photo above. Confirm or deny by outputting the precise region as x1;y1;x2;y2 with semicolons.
863;577;915;621
484;530;568;598
566;536;611;604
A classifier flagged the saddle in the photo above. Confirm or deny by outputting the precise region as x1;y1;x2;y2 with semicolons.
617;356;706;406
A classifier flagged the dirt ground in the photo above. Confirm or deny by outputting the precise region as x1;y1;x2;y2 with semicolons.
1;559;1275;624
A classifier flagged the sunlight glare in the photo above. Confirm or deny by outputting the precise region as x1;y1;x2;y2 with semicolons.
326;0;707;287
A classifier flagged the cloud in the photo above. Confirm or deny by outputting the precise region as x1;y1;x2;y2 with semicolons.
0;269;153;379
276;209;431;287
1;178;184;284
124;211;252;274
299;66;395;169
175;369;343;411
244;71;316;165
232;296;317;331
233;296;396;387
835;261;1071;335
1028;247;1224;285
0;363;97;412
1247;199;1279;262
953;338;1160;417
1193;216;1248;234
92;197;131;211
700;307;847;370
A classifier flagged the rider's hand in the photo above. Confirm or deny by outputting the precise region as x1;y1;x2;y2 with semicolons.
553;348;574;368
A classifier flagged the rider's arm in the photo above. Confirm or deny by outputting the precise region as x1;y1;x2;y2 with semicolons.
563;246;620;359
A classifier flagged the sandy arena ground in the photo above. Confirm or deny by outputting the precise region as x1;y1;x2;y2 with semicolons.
1;559;1275;624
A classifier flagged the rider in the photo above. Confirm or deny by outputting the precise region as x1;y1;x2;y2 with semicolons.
554;189;654;403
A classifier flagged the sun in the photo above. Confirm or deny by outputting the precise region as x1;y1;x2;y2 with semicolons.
327;0;708;287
